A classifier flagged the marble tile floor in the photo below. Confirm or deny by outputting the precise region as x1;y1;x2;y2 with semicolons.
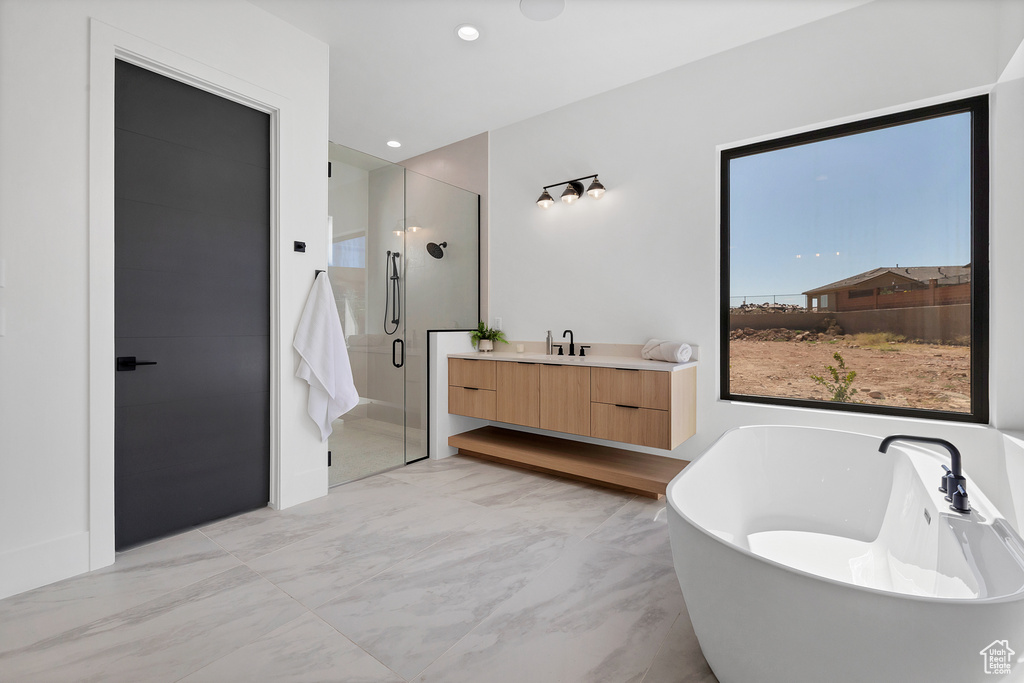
0;456;718;683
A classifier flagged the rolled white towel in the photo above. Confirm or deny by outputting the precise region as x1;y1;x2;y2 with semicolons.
642;339;693;363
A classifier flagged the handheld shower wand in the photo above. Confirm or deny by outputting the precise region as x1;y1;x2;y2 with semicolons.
383;251;401;335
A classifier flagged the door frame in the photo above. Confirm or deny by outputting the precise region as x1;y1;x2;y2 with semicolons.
88;20;283;569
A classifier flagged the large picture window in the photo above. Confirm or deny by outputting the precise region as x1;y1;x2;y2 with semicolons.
721;96;988;422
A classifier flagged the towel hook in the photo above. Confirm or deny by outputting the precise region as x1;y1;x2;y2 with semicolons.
315;269;325;281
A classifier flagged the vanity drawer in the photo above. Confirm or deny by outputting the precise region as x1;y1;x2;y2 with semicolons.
449;386;496;420
591;402;670;449
449;358;496;390
591;367;670;410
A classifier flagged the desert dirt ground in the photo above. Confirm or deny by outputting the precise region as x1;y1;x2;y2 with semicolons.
729;338;971;412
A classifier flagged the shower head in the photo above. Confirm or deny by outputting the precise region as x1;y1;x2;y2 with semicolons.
426;242;447;259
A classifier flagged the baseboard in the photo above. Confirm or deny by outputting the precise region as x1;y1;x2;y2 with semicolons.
276;465;327;510
0;531;92;600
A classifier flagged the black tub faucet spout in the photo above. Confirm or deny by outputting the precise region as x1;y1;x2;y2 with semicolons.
878;435;970;514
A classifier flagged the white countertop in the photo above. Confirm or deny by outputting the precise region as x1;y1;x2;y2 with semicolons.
447;351;696;372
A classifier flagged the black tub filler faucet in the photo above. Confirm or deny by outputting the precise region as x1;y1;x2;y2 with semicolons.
878;435;970;514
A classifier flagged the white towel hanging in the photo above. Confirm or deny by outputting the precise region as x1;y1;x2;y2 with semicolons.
293;271;358;441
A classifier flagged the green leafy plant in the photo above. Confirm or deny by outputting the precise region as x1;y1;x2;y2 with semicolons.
811;351;859;402
470;321;508;348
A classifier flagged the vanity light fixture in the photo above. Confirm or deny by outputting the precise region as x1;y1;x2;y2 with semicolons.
536;174;605;209
560;182;582;205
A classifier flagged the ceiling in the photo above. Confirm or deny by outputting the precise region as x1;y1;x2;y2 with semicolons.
248;0;873;162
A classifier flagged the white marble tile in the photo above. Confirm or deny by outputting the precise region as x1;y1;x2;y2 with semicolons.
249;491;483;608
380;454;482;489
494;477;634;538
0;565;304;683
587;496;674;565
0;530;240;653
414;540;684;683
315;510;578;680
433;460;559;507
179;612;403;683
200;475;435;562
642;608;719;683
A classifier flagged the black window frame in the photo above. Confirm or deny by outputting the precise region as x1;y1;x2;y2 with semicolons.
720;95;989;424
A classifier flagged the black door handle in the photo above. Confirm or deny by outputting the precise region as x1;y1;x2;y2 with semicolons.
117;356;158;372
392;339;404;368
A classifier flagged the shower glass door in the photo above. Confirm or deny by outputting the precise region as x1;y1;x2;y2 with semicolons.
327;144;406;485
327;143;479;485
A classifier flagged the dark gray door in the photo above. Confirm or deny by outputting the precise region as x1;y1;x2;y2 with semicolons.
114;60;270;549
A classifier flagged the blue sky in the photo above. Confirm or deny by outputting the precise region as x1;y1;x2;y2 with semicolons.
729;112;971;305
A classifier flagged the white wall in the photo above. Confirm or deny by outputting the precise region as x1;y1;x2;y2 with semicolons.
489;1;1024;519
0;0;328;598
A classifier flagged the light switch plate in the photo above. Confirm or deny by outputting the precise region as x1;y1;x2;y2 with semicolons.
494;316;502;330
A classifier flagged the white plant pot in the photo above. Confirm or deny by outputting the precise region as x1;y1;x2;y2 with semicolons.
477;339;493;352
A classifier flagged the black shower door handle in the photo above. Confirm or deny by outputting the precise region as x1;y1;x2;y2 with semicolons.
116;356;158;372
392;338;405;368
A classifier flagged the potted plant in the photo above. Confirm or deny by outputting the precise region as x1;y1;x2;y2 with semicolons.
470;321;508;352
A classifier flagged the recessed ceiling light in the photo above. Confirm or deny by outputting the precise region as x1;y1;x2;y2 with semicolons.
387;140;401;148
456;24;480;41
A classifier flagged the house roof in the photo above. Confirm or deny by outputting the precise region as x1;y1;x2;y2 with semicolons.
803;265;971;296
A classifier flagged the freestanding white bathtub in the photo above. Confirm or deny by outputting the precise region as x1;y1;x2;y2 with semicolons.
667;425;1024;683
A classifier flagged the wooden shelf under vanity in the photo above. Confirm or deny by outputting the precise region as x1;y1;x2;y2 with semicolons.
448;426;689;499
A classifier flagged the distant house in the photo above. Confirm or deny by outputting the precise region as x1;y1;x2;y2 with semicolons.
803;265;971;312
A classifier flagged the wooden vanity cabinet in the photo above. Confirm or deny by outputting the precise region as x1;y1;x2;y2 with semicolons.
449;357;695;451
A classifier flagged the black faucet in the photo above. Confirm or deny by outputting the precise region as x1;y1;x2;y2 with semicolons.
878;435;970;513
562;330;575;356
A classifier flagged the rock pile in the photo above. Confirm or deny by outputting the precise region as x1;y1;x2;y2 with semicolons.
730;302;804;314
729;327;847;342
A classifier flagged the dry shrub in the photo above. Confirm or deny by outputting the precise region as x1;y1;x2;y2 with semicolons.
852;332;906;349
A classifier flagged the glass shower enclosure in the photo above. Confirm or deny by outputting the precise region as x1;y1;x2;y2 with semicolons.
327;143;479;485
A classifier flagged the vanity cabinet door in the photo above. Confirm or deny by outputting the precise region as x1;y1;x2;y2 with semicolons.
539;364;591;437
496;362;540;428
